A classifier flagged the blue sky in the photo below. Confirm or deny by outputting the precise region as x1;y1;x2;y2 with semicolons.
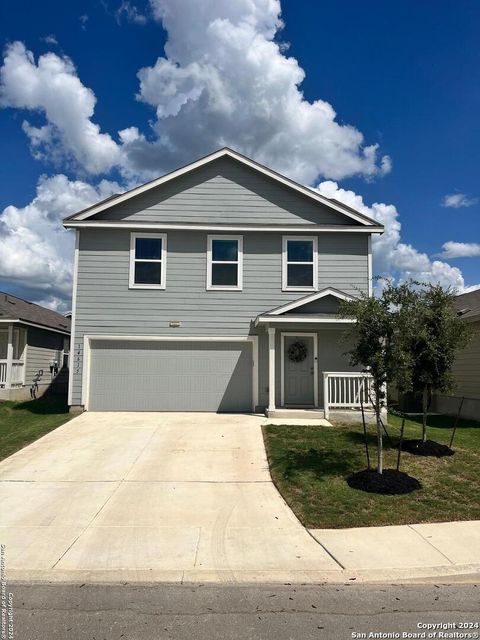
0;0;479;308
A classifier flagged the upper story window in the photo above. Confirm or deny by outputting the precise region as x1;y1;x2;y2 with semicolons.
282;236;318;291
207;235;243;290
129;233;167;289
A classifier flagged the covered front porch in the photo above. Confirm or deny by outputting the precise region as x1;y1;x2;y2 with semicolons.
255;288;374;420
0;324;26;391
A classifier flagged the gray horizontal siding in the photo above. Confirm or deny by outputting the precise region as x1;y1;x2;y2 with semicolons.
25;327;63;389
71;228;368;405
91;158;358;226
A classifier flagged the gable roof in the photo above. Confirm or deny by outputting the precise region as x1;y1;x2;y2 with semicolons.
0;292;71;334
265;287;356;316
254;287;356;325
455;289;480;321
64;148;383;230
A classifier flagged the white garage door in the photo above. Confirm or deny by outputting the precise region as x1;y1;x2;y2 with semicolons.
87;339;253;412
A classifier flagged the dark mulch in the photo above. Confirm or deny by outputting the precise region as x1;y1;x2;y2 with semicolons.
347;468;421;495
401;439;454;458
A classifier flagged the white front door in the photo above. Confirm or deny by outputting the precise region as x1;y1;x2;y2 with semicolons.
283;334;316;406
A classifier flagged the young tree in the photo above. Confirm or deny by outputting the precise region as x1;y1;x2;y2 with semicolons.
392;283;470;443
339;283;403;474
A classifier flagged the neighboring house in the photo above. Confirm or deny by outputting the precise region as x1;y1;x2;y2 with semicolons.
432;289;480;421
0;293;71;400
64;148;384;416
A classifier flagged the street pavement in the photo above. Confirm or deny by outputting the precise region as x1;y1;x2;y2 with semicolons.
8;582;480;640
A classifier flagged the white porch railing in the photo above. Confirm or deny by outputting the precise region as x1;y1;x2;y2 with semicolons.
323;372;374;420
0;359;25;388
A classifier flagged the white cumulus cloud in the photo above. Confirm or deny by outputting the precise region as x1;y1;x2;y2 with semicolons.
0;0;391;184
439;241;480;258
0;174;120;307
0;42;120;175
133;0;391;183
317;181;478;292
442;193;478;208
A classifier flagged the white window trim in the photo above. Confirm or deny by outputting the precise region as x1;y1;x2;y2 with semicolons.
206;235;243;291
282;236;318;292
129;232;167;290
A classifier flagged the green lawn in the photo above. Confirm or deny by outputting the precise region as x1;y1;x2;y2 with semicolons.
0;395;71;462
263;413;480;529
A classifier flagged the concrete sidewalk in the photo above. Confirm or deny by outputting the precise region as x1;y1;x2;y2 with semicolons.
0;412;479;584
309;520;480;582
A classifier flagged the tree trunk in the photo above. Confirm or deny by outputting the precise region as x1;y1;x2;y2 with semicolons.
422;386;429;443
375;385;383;474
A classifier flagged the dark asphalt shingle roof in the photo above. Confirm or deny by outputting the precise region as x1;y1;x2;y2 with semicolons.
0;292;71;333
455;289;480;321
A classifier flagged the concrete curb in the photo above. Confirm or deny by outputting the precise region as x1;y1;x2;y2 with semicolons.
6;563;480;585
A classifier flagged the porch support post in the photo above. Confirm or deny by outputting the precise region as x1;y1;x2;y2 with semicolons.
5;324;13;389
267;327;276;413
323;372;329;420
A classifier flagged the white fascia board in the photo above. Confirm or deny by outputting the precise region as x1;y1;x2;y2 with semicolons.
255;315;355;326
85;335;256;342
63;221;384;234
64;148;383;228
268;288;356;316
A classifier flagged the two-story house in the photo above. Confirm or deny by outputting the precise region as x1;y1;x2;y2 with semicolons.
64;148;384;417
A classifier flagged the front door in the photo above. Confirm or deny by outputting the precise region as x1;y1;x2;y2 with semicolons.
283;335;315;406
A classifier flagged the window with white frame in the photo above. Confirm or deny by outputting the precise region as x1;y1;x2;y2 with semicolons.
207;235;243;290
282;236;318;290
129;233;167;288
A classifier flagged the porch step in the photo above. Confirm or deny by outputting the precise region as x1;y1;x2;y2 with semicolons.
266;408;326;420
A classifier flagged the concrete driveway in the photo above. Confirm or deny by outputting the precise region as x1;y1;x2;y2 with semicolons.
2;412;479;584
0;412;341;583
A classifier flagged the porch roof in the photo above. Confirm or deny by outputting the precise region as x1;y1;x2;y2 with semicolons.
0;292;71;334
254;287;356;326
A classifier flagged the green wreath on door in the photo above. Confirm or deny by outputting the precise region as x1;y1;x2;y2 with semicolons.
287;341;308;363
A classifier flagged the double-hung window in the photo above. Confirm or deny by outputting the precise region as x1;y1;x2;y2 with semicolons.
207;235;243;290
282;236;318;291
129;233;167;289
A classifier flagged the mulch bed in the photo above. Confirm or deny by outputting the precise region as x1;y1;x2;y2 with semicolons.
346;468;421;495
400;439;454;458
